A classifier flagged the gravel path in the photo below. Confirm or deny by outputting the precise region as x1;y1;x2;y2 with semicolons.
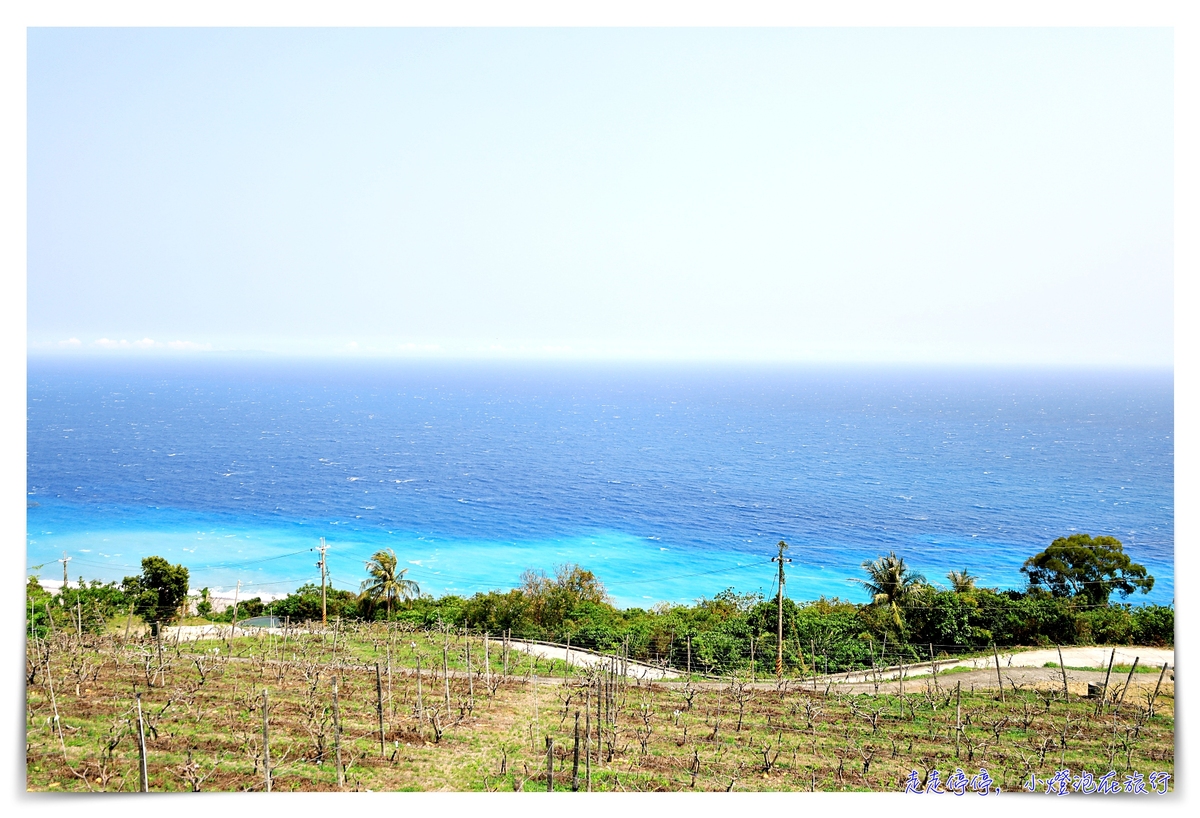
818;646;1174;686
509;639;681;680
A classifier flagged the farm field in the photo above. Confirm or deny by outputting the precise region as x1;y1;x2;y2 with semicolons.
25;623;1174;793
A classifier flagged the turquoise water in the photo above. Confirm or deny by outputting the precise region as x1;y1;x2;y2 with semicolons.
27;359;1174;608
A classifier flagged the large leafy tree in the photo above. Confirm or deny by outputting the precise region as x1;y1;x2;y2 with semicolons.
1021;534;1154;606
855;552;925;629
122;556;190;623
520;563;610;630
360;548;420;618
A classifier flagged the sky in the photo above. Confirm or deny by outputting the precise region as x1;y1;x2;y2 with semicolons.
26;27;1173;365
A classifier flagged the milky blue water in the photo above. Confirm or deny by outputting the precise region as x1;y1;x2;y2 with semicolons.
26;359;1174;609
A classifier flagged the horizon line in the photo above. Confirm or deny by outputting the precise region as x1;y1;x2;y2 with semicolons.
25;349;1174;372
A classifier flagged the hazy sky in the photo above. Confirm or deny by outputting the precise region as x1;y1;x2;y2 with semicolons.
27;27;1172;365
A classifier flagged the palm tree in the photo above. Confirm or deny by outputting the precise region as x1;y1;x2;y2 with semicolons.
947;568;977;593
360;548;420;618
855;552;925;629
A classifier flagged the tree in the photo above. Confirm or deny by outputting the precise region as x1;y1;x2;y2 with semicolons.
519;563;610;630
122;556;190;623
1021;534;1154;606
946;569;977;593
855;552;925;629
360;548;419;618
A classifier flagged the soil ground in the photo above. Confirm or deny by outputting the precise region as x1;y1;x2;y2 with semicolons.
26;624;1174;793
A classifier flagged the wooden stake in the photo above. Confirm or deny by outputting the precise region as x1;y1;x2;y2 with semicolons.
416;654;424;721
1149;662;1169;716
585;687;592;791
572;710;580;791
929;643;939;692
1097;648;1116;714
1115;656;1139;712
687;635;692;677
443;639;451;711
156;622;164;686
228;580;241;651
992;643;1004;702
43;651;67;762
954;680;962;759
1056;644;1070;703
386;642;394;725
466;639;474;707
262;688;272;792
332;678;345;789
546;736;554;792
376;662;386;758
749;636;755;682
136;692;149;792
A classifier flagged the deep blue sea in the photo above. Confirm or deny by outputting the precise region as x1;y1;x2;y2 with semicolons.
26;359;1174;609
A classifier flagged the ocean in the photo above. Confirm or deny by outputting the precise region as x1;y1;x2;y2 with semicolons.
26;358;1174;609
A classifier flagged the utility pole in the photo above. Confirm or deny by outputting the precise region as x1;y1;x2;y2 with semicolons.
316;538;329;626
771;541;792;678
60;551;71;590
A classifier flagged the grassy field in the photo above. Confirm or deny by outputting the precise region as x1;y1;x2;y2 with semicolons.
25;621;1174;793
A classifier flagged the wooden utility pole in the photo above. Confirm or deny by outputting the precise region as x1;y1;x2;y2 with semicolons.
316;538;329;626
771;541;791;678
61;551;71;590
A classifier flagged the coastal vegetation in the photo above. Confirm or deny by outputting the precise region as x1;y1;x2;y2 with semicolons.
28;535;1173;677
